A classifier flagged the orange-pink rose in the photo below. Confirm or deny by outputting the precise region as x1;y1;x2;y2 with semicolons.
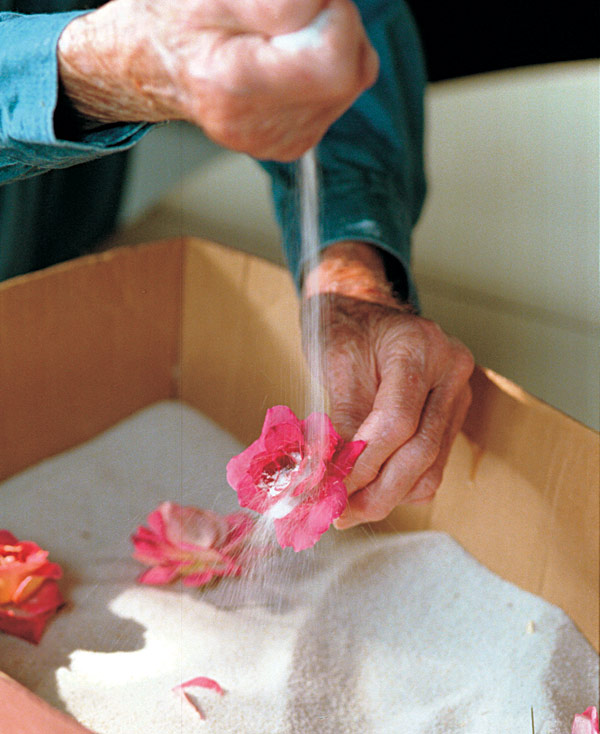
0;530;64;644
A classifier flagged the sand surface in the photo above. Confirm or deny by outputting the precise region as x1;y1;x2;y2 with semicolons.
1;401;597;733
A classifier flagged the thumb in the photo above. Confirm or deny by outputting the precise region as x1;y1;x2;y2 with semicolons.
342;355;430;495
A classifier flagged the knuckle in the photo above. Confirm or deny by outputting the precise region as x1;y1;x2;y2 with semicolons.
419;317;446;344
407;471;443;504
425;465;445;492
261;0;326;34
454;345;475;380
381;408;420;447
350;456;381;489
318;16;373;101
201;97;241;145
417;433;442;468
356;483;396;522
366;501;394;523
461;383;473;413
362;43;379;88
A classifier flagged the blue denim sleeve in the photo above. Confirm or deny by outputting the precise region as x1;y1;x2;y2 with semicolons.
0;11;151;184
261;0;426;307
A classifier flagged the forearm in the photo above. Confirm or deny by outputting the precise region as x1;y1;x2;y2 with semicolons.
55;0;378;162
263;0;426;306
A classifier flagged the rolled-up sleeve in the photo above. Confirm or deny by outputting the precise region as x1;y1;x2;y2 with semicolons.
0;11;150;184
261;0;427;307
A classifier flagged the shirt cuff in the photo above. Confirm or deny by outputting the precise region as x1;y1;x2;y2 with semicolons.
266;163;420;310
0;11;150;181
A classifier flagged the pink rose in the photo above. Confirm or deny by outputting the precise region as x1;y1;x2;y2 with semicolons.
573;707;599;734
131;502;255;586
0;530;64;644
226;406;366;552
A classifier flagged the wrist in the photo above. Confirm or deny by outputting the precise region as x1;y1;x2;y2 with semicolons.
56;6;172;126
302;241;405;309
57;12;112;124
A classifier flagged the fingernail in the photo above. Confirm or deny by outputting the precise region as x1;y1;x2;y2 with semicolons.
334;517;356;530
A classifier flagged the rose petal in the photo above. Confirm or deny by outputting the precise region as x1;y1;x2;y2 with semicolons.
290;459;326;498
15;576;64;616
274;479;347;552
181;570;220;586
174;677;225;696
225;407;298;490
261;406;302;442
221;513;256;553
234;470;273;513
161;503;228;548
572;707;600;734
131;539;166;564
173;677;226;721
137;565;181;585
0;606;57;645
301;412;338;461
0;530;19;545
262;420;303;454
330;439;367;479
13;575;46;604
145;506;168;540
0;532;63;629
226;441;266;493
180;690;206;720
0;579;64;644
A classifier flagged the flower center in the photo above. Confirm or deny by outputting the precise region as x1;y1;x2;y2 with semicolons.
258;452;303;497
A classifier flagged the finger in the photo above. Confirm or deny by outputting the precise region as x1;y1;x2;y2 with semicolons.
336;376;471;528
345;336;473;496
224;5;374;100
404;381;472;504
343;354;431;495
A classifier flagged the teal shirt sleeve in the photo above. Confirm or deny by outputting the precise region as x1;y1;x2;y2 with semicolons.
0;10;150;184
261;0;426;307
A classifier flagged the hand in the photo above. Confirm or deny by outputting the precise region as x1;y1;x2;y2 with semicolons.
57;0;378;161
302;242;474;528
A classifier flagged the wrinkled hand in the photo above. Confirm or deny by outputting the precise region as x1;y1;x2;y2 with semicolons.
57;0;378;161
303;242;474;528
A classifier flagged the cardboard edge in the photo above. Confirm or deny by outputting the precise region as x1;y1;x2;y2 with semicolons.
0;672;96;734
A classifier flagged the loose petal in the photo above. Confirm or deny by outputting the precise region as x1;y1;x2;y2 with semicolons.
173;676;226;721
175;677;226;696
181;690;205;720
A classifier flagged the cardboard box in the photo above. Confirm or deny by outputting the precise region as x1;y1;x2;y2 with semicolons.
0;238;598;731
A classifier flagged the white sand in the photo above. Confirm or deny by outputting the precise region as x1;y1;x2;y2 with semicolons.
271;9;332;52
0;401;597;733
